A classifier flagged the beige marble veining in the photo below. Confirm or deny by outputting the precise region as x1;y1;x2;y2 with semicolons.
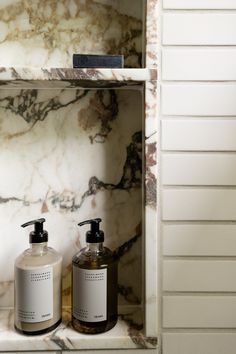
93;0;143;19
0;0;142;68
0;88;142;309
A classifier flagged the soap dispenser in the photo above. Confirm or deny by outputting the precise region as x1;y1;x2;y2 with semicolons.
14;218;62;335
72;218;118;334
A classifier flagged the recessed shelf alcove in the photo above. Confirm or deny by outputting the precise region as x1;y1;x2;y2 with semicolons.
0;0;158;352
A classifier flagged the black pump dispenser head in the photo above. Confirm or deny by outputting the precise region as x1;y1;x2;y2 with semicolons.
21;218;48;243
78;218;104;243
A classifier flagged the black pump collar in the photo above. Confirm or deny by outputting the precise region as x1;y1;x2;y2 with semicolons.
21;218;48;243
78;218;104;243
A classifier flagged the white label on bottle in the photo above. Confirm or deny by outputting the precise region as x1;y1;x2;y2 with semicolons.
73;267;107;322
15;267;53;323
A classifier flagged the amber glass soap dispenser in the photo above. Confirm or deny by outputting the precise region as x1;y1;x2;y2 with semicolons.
72;218;118;334
14;218;62;335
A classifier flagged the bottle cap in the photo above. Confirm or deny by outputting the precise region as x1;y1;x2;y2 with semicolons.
78;218;104;243
21;218;48;243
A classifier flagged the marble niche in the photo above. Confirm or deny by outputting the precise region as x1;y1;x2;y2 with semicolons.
0;87;143;320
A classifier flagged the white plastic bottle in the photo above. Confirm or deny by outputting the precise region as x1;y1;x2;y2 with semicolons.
14;218;62;335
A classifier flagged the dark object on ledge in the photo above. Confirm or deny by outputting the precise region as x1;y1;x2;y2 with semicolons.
73;54;124;68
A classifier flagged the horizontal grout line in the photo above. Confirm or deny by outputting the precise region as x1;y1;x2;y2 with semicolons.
163;291;236;296
160;115;236;119
162;328;236;332
162;44;236;48
161;116;235;121
161;81;236;86
161;150;236;153
161;45;236;48
162;219;236;222
162;185;236;190
162;184;236;188
163;9;236;13
162;80;236;83
162;220;236;225
163;256;236;261
161;150;236;154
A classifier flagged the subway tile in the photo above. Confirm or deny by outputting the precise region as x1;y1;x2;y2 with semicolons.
163;224;236;256
162;49;236;81
163;13;236;45
162;85;236;116
162;120;236;150
163;260;236;291
162;189;236;220
163;333;236;354
163;296;236;328
162;153;236;185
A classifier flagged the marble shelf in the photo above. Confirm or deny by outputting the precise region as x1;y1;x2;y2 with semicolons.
0;67;157;88
0;308;157;352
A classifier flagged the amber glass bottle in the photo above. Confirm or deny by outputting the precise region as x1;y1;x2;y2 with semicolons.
72;218;118;334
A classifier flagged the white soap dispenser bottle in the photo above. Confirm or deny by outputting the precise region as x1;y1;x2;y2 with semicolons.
14;218;62;335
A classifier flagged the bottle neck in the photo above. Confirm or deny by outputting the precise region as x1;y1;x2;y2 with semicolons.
86;242;103;253
30;242;48;255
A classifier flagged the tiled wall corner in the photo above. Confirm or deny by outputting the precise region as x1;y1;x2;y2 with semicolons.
160;1;236;353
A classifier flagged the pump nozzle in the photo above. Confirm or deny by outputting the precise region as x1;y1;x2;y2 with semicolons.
21;218;48;243
78;218;104;243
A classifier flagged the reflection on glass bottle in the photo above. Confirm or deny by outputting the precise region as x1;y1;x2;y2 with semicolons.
14;218;62;335
72;218;118;334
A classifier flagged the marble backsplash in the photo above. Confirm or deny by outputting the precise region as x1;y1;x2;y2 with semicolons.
0;0;143;68
0;87;143;309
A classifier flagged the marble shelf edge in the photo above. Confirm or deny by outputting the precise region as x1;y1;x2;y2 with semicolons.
0;308;157;351
146;0;158;68
144;80;158;339
0;67;157;88
145;0;158;338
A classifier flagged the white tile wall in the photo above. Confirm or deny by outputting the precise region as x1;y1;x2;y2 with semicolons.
160;1;236;353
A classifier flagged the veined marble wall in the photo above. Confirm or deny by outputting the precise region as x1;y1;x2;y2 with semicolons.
0;88;143;309
0;0;143;68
